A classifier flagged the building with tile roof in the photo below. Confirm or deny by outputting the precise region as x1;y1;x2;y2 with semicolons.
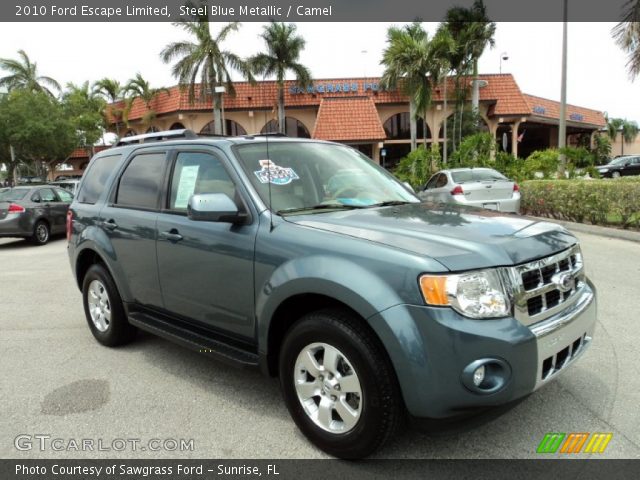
78;73;606;174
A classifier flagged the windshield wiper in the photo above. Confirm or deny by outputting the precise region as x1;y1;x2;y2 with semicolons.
367;200;414;207
276;204;366;215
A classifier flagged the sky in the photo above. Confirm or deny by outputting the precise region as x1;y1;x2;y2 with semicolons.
0;22;638;123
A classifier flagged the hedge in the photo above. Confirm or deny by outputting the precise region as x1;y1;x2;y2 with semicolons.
520;178;640;229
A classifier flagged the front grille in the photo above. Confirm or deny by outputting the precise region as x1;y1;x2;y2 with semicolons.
541;334;586;380
511;245;585;326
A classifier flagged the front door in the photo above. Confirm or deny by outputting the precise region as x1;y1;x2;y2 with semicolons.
156;149;258;340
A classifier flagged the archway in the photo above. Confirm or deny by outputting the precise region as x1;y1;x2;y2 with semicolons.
200;119;247;136
261;117;311;138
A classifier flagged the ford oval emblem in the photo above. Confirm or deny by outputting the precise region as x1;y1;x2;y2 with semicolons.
552;272;574;293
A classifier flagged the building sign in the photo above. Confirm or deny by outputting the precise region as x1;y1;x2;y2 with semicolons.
533;106;546;115
289;81;381;95
569;113;584;122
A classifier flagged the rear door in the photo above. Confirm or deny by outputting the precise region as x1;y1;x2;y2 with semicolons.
155;147;259;339
99;149;170;308
34;188;58;230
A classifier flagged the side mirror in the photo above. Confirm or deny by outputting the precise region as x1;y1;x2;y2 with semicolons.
187;193;246;224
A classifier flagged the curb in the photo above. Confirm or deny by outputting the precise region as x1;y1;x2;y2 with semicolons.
530;217;640;244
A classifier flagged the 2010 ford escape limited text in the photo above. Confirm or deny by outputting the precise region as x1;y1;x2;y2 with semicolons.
67;130;597;458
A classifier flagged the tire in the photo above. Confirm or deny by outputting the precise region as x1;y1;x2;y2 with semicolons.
82;264;136;347
30;220;50;245
279;308;402;459
612;171;621;178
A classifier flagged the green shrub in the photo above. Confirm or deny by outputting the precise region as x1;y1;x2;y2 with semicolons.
450;132;495;168
393;143;441;190
520;178;640;229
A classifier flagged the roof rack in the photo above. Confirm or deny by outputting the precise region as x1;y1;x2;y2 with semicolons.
242;132;288;139
115;129;198;146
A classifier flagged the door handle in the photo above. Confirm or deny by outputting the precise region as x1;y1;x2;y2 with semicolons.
160;229;183;242
102;219;118;230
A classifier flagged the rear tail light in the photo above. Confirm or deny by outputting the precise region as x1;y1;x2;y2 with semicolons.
66;210;73;242
8;203;25;214
513;183;520;192
450;185;464;196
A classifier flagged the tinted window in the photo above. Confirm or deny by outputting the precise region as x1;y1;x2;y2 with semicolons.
0;189;28;201
451;169;507;183
168;152;235;211
39;188;56;202
56;189;73;202
116;152;168;209
424;175;439;190
77;154;122;204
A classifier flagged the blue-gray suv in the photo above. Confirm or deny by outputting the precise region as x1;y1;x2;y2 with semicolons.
67;130;597;458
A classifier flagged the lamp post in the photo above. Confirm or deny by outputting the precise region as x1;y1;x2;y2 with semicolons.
558;0;568;176
499;52;509;74
214;85;226;136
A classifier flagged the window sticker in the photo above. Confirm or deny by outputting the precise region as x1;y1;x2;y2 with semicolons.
254;159;299;185
174;165;200;209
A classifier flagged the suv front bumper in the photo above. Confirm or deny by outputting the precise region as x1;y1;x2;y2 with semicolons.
368;280;596;419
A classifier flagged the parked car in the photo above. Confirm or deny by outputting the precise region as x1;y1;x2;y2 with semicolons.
67;130;596;458
419;168;521;213
0;186;74;244
49;179;81;196
596;155;640;178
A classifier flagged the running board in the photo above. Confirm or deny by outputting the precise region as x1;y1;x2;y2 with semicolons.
128;312;259;369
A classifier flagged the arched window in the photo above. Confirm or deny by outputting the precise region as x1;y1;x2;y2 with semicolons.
146;126;160;133
200;119;247;136
383;112;429;140
124;129;137;137
170;122;185;130
261;117;310;138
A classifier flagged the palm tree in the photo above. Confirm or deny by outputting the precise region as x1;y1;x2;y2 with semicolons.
606;117;639;156
93;78;123;136
380;23;433;151
249;22;312;135
442;1;496;147
0;49;60;97
122;73;170;128
160;11;254;135
62;81;106;152
612;1;640;80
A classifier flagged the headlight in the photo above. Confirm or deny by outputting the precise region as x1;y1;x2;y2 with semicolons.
419;270;510;319
598;168;609;173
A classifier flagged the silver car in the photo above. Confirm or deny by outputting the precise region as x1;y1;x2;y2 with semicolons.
49;179;81;196
419;168;520;213
0;186;73;245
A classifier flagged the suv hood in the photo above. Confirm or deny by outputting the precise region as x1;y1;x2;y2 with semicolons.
288;203;577;271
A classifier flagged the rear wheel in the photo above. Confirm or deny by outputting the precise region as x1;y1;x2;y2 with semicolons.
82;264;136;346
279;309;402;459
30;220;50;245
612;171;621;178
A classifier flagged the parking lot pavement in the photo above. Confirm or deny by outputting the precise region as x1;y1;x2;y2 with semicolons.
1;232;639;459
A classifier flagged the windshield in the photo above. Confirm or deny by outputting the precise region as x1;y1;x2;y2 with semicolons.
234;142;419;214
0;189;28;201
451;169;507;183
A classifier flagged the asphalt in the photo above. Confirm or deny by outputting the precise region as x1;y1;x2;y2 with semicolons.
1;228;639;459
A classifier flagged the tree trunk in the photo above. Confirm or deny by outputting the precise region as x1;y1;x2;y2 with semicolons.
443;77;448;163
471;59;480;114
409;100;417;152
278;86;286;135
213;90;223;135
10;145;17;186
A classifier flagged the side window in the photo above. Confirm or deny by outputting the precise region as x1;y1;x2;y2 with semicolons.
436;174;448;188
116;152;168;210
56;188;73;203
39;188;56;202
31;191;41;202
77;154;122;204
168;151;235;211
425;174;440;190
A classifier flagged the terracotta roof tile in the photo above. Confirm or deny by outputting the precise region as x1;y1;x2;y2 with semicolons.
312;97;386;141
69;145;109;159
523;94;606;127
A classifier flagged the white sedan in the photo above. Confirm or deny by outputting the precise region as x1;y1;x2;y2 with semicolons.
418;168;521;213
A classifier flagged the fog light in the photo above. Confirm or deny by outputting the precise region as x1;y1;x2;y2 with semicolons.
473;365;485;386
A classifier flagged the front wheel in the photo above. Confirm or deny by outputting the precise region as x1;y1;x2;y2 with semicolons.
30;220;50;245
612;171;621;178
279;309;402;458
